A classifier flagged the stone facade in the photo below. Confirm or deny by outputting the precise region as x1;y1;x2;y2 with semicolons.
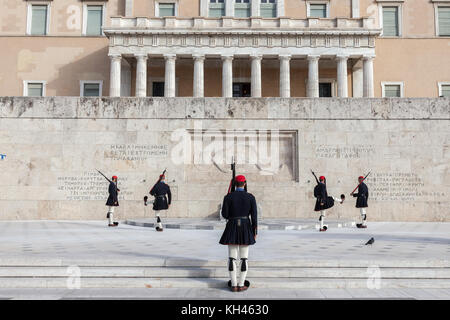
0;97;449;221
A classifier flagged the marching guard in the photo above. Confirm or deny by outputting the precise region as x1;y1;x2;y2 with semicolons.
351;175;369;228
149;173;171;232
312;173;345;232
219;175;258;292
105;175;120;227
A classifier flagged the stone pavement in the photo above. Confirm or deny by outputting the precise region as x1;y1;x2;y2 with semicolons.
125;218;356;230
0;220;449;299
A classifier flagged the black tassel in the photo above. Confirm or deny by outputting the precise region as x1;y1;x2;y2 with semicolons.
241;258;247;272
228;258;235;271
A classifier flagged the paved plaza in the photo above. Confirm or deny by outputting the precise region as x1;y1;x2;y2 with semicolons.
0;220;449;299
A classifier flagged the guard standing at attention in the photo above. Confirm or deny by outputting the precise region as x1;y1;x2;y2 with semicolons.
351;175;369;228
149;174;171;232
219;175;257;293
106;175;120;227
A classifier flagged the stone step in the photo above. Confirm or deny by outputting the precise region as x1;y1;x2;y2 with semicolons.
1;258;449;268
0;266;449;279
0;277;449;289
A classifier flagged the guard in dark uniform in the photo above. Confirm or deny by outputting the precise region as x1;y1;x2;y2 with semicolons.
149;174;171;232
219;175;257;292
351;176;369;228
314;176;344;232
105;175;120;227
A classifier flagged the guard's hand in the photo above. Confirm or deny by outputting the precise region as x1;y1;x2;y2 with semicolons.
117;189;120;192
114;201;118;205
320;202;324;206
350;192;354;196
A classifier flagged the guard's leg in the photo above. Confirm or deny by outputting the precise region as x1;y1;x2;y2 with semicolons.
155;212;163;231
107;206;115;226
360;208;367;227
238;245;249;290
319;210;327;231
228;245;238;291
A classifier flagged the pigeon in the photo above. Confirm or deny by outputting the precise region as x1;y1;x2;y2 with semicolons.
365;237;375;245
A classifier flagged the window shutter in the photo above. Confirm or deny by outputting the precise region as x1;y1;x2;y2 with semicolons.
159;3;176;17
383;7;399;36
31;5;47;35
309;4;327;18
260;3;276;18
28;83;43;97
441;85;450;97
83;83;100;97
384;85;401;97
209;3;225;17
438;7;450;36
86;6;103;36
235;3;251;18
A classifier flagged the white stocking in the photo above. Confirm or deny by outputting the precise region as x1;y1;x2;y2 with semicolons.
238;245;249;287
228;245;238;286
360;208;367;225
108;206;114;225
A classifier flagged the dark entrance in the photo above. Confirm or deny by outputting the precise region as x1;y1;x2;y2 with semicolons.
319;82;332;97
152;82;165;97
232;82;251;97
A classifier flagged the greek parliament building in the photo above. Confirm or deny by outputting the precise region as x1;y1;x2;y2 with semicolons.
1;0;450;99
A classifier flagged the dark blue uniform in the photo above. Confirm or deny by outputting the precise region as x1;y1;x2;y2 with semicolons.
353;182;369;208
219;190;257;245
105;182;119;207
150;181;171;211
314;182;335;211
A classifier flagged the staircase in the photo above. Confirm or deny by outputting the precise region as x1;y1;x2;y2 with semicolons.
0;259;449;289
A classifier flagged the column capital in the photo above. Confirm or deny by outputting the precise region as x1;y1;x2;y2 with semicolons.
134;53;148;60
362;55;375;61
164;54;177;61
336;55;349;61
307;55;320;61
221;54;234;61
108;54;122;61
279;54;292;61
192;54;205;61
250;54;263;61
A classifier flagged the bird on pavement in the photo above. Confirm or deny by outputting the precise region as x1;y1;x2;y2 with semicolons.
365;237;375;245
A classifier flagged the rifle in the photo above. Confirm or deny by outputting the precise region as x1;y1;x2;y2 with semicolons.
97;169;112;184
311;170;320;185
351;171;371;195
227;157;236;194
148;168;167;201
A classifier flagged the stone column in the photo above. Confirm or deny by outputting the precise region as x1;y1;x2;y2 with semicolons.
109;54;122;97
251;55;262;97
221;55;233;98
125;0;133;16
336;55;349;98
352;59;363;97
279;54;291;98
352;0;360;18
363;55;374;97
306;55;320;98
135;54;148;97
251;0;261;16
193;54;205;97
164;54;176;97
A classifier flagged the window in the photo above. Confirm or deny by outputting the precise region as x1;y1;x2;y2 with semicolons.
309;4;327;18
80;81;102;97
382;6;399;36
319;83;332;97
260;0;277;18
23;81;46;97
382;82;403;97
235;0;251;18
85;5;103;36
158;3;176;17
209;0;225;17
28;4;49;35
438;83;450;97
437;7;450;36
307;1;329;18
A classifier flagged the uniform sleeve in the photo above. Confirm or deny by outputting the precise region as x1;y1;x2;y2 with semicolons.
109;183;118;203
221;196;229;220
250;195;258;235
167;185;172;205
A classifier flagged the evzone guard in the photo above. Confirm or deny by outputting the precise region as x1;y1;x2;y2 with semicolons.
351;174;370;228
311;171;345;232
104;174;120;227
219;174;257;293
149;171;171;232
